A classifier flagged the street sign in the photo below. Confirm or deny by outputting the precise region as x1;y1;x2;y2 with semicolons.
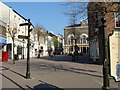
18;35;28;39
19;23;29;26
29;29;32;32
109;30;120;81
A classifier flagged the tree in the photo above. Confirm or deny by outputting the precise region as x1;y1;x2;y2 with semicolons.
52;36;58;49
63;2;88;24
63;1;120;22
7;26;20;64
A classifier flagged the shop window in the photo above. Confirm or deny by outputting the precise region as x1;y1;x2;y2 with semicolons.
115;12;120;28
7;44;12;51
17;46;22;55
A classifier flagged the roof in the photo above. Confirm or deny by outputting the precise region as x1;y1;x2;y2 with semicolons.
65;20;88;28
66;24;81;27
13;9;34;28
48;32;56;37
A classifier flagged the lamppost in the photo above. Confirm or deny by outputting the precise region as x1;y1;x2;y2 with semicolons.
70;13;78;62
100;17;110;90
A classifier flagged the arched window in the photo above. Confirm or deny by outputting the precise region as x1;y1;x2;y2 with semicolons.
83;35;86;44
71;36;74;44
67;34;74;45
80;39;82;44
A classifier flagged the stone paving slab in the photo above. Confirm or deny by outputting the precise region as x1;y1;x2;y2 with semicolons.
0;55;119;89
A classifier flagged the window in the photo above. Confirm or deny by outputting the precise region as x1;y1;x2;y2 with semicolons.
17;46;22;55
80;39;82;44
115;12;120;28
14;15;16;21
71;38;73;44
83;35;86;44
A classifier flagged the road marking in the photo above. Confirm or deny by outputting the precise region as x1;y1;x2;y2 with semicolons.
93;79;103;86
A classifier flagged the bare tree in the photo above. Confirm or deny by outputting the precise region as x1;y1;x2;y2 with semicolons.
63;1;120;22
7;26;20;64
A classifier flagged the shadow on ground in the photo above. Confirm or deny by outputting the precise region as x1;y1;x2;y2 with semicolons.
32;80;63;90
37;55;99;65
38;62;103;78
0;73;25;90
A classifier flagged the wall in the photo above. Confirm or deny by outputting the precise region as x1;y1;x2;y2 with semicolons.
88;2;120;64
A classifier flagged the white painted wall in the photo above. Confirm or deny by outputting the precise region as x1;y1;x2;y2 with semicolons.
0;2;35;59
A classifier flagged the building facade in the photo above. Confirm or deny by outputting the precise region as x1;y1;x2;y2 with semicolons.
47;32;55;55
63;20;89;55
56;33;63;55
88;2;120;64
0;2;35;60
0;2;10;60
35;28;48;57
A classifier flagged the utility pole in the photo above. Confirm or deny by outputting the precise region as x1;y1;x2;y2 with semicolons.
100;17;110;90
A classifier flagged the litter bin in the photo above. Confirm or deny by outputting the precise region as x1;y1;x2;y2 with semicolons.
2;51;8;62
14;54;19;60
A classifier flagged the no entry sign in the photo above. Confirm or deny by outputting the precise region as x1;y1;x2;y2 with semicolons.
109;30;120;81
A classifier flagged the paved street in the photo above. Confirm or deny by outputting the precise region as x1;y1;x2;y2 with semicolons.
1;55;119;89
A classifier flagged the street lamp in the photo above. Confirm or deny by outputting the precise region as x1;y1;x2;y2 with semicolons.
70;13;78;62
99;17;110;90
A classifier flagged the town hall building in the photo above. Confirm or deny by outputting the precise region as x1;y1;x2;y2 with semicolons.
63;20;89;55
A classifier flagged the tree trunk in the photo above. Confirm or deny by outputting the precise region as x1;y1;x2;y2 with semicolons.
12;39;15;64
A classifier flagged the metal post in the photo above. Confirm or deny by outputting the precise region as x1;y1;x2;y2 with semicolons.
101;17;110;90
26;19;30;79
118;82;120;90
23;39;24;59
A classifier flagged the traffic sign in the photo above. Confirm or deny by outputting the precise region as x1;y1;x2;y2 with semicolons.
18;35;28;39
29;29;32;32
19;23;29;26
109;30;120;81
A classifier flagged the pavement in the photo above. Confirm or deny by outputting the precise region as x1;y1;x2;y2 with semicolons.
0;55;119;90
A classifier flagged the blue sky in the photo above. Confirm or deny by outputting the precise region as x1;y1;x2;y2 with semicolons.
4;2;85;35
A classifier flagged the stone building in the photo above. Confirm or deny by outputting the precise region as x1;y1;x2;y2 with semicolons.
88;2;120;64
63;20;89;55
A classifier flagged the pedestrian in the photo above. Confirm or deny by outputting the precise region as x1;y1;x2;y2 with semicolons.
53;52;55;56
37;50;40;58
51;52;53;57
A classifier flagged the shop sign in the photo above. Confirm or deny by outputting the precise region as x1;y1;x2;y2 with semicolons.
0;38;6;44
109;30;120;81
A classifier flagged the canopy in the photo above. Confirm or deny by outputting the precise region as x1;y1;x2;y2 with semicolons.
0;38;6;44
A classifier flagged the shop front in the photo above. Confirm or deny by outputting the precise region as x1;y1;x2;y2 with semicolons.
0;37;7;61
